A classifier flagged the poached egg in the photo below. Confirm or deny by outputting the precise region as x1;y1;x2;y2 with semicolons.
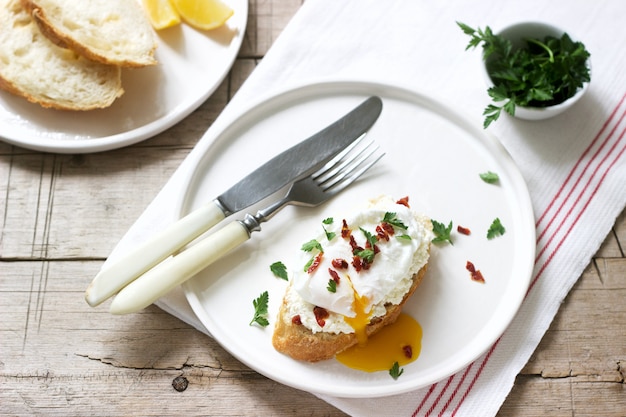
286;195;432;340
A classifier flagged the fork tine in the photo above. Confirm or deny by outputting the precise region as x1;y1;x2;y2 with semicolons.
319;141;381;188
312;134;367;182
314;139;377;184
320;148;385;194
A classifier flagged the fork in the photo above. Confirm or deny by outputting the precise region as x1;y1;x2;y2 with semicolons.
109;138;384;314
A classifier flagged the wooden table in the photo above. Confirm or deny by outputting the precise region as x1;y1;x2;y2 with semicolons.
2;1;625;415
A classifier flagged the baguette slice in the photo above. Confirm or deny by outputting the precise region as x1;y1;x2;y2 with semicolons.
272;196;432;362
0;0;123;110
22;0;157;67
272;260;430;363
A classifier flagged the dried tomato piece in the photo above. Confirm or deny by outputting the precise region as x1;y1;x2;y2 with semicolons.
331;258;348;269
313;306;329;327
341;219;351;238
306;253;323;274
457;225;471;235
352;253;373;271
402;345;413;359
471;269;486;283
376;222;395;242
360;256;372;270
291;315;302;325
376;224;389;241
328;268;340;284
396;196;410;207
348;235;359;251
352;255;363;272
466;260;485;283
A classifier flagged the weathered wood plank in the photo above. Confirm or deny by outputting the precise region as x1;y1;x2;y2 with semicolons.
0;153;54;259
613;207;626;254
498;376;626;417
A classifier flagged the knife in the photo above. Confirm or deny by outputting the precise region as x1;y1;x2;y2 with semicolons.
85;96;383;307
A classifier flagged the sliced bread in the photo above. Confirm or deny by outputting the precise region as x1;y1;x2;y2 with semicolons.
22;0;157;67
0;0;123;110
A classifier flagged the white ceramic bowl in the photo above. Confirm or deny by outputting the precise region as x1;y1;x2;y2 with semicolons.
481;21;590;121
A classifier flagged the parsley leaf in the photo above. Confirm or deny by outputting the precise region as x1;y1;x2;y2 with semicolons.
352;228;378;263
360;227;378;248
479;171;500;184
303;257;314;272
389;362;404;380
323;226;336;242
383;212;408;230
301;239;323;253
431;219;454;245
397;234;412;241
250;291;269;327
483;104;504;129
354;248;375;263
327;279;337;293
459;22;591;128
269;261;288;281
321;218;337;241
487;218;506;239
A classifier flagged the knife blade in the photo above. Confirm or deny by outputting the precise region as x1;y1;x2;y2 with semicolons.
85;96;383;307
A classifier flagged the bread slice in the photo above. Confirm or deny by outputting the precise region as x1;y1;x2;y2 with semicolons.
272;196;433;362
22;0;157;67
0;0;123;110
272;261;430;362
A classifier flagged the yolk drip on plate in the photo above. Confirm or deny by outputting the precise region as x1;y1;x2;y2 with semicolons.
336;313;423;372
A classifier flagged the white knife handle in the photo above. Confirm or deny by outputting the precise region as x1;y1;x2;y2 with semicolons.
109;221;250;315
85;201;226;307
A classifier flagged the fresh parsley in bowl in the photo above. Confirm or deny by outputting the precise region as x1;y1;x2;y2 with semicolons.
458;21;591;128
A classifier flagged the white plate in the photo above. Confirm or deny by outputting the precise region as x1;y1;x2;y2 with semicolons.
0;0;247;154
180;81;535;398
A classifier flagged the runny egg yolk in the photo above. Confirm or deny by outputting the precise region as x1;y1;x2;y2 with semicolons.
342;291;371;345
336;313;423;372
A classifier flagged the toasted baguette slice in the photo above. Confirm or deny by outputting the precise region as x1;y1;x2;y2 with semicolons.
22;0;157;67
0;0;123;110
272;261;429;363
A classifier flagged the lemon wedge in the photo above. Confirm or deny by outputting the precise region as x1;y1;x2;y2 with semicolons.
143;0;181;30
172;0;234;31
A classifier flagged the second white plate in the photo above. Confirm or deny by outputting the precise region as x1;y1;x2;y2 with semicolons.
0;0;247;153
180;80;535;398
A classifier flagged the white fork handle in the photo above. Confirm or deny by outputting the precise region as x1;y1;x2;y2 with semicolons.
85;201;226;307
109;221;250;315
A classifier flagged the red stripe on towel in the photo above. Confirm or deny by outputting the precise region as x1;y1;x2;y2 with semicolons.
412;383;438;417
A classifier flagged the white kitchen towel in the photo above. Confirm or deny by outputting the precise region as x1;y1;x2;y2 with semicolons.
102;0;626;415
